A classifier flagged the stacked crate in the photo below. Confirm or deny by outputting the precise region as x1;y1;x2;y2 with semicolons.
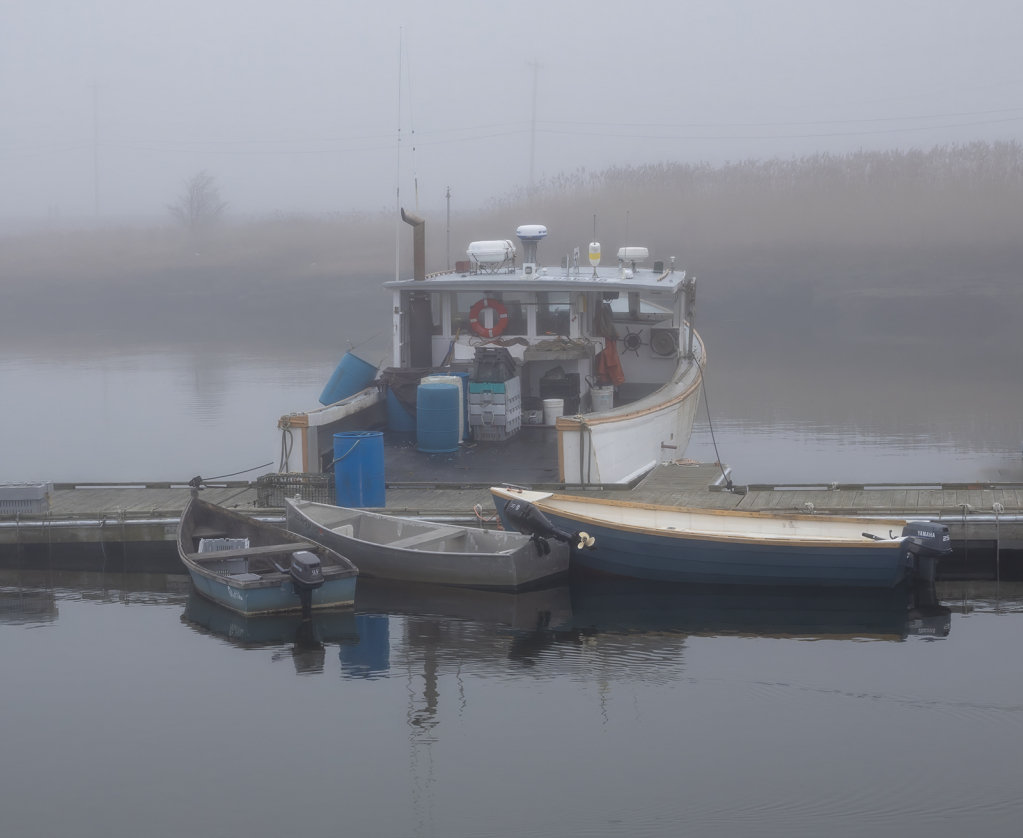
470;347;521;442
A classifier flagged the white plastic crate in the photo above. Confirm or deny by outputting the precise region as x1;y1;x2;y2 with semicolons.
473;414;521;442
0;482;53;515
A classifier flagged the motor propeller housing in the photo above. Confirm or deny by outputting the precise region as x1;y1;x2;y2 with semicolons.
503;497;595;555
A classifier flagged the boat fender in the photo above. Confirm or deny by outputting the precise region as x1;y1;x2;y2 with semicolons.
469;298;509;339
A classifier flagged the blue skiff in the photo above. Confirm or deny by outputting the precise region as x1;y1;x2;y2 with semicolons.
491;488;950;587
178;494;358;616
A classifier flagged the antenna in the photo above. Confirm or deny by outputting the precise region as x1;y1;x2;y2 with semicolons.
446;186;451;270
526;60;542;196
395;28;402;283
404;31;419;215
93;83;99;217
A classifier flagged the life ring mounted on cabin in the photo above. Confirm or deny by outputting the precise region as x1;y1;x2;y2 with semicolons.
469;297;509;339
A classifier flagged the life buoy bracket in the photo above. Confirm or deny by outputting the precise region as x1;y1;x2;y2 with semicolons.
469;297;509;339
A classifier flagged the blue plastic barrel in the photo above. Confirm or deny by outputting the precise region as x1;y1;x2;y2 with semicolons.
385;388;416;432
319;352;378;406
416;383;460;453
333;431;385;507
450;371;471;439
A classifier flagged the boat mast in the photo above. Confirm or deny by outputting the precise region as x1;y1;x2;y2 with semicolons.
395;28;403;284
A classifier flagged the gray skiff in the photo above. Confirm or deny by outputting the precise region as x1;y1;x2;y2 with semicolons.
285;499;569;590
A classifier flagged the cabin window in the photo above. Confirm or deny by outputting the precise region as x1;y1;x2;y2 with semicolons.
492;291;528;336
536;291;571;336
430;293;443;335
450;291;528;337
608;291;674;324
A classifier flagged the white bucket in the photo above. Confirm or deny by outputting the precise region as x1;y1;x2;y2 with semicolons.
590;385;614;413
543;398;564;426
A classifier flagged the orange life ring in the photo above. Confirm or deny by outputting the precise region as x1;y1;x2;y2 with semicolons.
469;297;509;339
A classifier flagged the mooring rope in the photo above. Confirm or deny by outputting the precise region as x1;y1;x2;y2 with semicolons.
695;356;733;492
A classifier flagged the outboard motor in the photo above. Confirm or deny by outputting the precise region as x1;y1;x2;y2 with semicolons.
503;497;596;556
901;521;952;582
279;550;324;616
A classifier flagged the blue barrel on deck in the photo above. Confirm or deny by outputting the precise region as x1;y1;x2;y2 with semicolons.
319;351;378;406
385;388;416;432
333;431;385;507
450;371;471;439
416;383;460;453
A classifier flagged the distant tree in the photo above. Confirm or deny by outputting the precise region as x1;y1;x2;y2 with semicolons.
168;171;228;231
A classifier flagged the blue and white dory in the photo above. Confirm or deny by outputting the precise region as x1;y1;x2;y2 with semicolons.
491;487;951;587
178;492;358;616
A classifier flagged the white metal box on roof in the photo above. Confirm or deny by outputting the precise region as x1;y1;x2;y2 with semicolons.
466;240;515;265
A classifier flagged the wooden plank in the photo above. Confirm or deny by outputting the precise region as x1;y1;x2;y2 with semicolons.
185;542;314;562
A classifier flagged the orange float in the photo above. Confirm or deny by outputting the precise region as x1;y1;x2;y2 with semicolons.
469;297;509;339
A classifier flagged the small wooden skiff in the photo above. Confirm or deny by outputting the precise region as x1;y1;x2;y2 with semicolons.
178;493;358;616
285;498;569;590
491;487;951;587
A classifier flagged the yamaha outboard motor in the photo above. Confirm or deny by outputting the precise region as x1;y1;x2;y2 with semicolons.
503;497;595;556
901;522;952;582
274;550;324;616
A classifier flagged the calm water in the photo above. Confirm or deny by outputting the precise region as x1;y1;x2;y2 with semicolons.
1;571;1021;838
0;337;1020;484
2;290;1021;837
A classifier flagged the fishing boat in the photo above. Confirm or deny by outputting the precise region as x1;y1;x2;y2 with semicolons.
275;218;704;488
285;498;570;590
177;491;358;616
491;487;952;587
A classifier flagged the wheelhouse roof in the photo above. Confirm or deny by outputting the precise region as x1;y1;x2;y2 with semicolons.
383;266;686;294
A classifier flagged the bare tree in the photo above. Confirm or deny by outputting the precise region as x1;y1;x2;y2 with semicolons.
168;171;228;231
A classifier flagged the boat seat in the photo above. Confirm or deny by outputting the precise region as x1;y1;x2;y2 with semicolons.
192;526;231;538
186;541;314;562
389;527;464;550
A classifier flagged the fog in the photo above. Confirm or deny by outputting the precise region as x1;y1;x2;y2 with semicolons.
2;0;1022;219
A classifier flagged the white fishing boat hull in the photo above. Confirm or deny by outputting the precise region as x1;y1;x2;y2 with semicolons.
556;335;703;485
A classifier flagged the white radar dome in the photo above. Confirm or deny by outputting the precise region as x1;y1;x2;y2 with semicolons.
516;224;547;241
588;242;601;266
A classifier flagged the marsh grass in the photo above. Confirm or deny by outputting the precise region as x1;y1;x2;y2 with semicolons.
1;142;1020;353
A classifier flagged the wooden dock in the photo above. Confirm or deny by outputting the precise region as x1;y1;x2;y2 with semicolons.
2;464;1021;577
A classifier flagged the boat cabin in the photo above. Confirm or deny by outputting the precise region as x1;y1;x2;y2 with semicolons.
386;247;695;415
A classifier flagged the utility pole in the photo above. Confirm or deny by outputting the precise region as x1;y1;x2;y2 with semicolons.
93;83;99;217
446;186;451;270
526;61;541;196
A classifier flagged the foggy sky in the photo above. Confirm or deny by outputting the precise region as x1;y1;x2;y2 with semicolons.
2;0;1021;220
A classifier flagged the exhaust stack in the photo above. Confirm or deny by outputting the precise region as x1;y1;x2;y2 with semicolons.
401;208;433;369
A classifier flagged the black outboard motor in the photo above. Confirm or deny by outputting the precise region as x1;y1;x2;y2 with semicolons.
284;550;324;616
503;497;595;556
901;521;952;582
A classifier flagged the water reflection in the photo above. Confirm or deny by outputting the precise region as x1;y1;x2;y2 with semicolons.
0;589;58;625
174;577;954;683
180;590;359;675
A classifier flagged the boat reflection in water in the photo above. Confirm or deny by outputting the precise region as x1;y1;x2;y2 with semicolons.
0;588;58;626
181;576;951;679
566;577;952;642
181;590;359;675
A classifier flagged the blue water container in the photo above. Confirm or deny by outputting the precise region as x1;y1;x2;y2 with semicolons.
450;371;471;439
416;383;460;453
333;431;385;507
319;351;378;406
385;388;416;432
